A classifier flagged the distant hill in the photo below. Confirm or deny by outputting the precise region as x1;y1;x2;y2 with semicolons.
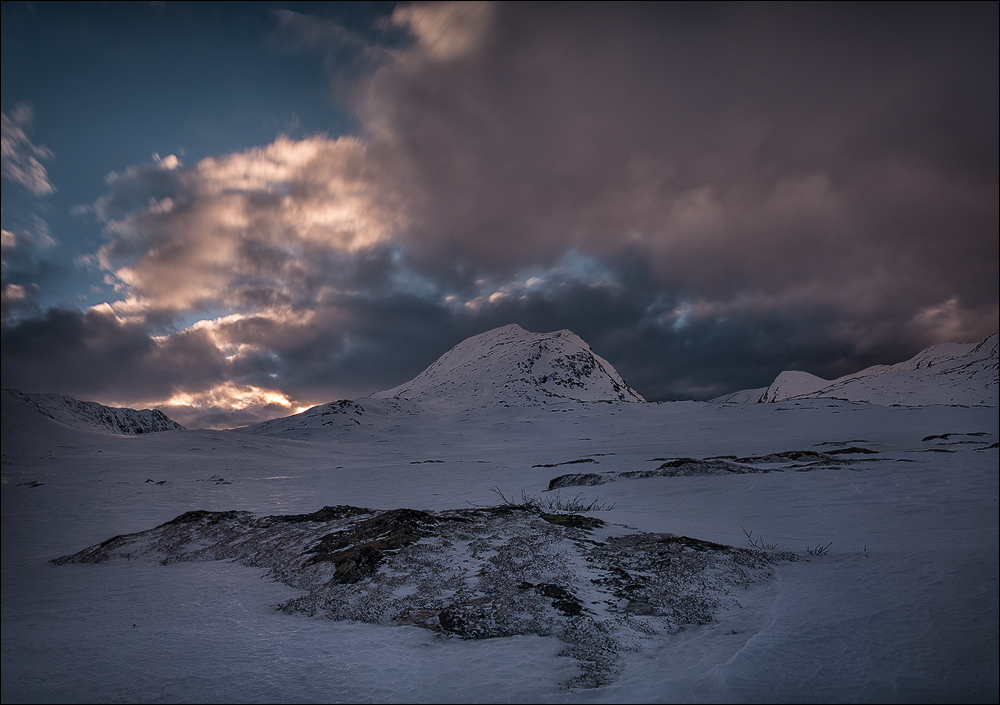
713;334;998;406
2;389;185;434
710;386;769;404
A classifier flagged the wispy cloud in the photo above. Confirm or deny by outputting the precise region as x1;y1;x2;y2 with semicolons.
1;103;58;323
1;103;54;197
390;1;496;61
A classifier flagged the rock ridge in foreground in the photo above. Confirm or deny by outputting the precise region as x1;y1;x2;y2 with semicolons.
53;502;793;689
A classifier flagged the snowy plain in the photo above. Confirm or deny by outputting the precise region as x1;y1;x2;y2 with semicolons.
2;326;998;703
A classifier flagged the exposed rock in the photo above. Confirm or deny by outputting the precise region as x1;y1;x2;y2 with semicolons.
547;473;610;491
547;449;877;489
533;457;599;468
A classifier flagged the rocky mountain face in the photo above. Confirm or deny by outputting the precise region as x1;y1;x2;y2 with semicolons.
3;389;185;434
716;333;999;406
372;324;646;407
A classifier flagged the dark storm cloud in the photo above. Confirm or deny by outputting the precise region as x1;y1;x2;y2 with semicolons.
366;2;997;308
349;1;997;382
0;307;217;402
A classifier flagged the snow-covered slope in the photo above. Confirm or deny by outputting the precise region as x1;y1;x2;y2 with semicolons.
717;334;998;406
4;383;998;702
2;389;185;434
709;386;768;404
806;334;998;405
758;371;830;403
236;396;423;438
372;324;645;407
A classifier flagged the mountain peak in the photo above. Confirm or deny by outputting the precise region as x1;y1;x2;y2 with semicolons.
371;325;645;406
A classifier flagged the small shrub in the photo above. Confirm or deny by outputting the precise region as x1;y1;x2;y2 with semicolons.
490;486;616;512
741;525;777;550
805;541;833;556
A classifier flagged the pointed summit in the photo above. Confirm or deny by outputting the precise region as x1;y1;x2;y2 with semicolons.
372;324;645;406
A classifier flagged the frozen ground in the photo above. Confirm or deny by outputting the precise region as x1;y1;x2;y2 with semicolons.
2;397;997;703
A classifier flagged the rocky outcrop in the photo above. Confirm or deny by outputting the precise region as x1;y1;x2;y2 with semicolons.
53;501;791;689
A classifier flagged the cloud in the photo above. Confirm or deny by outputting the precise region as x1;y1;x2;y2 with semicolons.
363;2;997;309
271;9;393;105
1;221;57;270
1;103;55;196
390;1;496;61
1;288;461;427
0;304;315;427
0;282;32;320
375;3;995;347
2;103;60;323
1;219;59;322
3;3;997;424
93;136;401;317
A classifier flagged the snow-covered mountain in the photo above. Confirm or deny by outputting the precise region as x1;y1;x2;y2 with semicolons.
2;389;185;434
372;324;645;407
715;333;999;406
239;324;644;436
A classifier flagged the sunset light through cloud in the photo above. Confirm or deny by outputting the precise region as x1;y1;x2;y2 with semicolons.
2;1;996;427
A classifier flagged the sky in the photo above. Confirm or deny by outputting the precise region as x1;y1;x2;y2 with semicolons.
1;1;997;428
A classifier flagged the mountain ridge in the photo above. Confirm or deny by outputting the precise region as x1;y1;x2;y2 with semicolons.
2;389;185;435
714;333;999;406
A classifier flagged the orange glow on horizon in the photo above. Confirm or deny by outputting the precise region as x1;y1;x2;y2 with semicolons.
155;382;310;414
